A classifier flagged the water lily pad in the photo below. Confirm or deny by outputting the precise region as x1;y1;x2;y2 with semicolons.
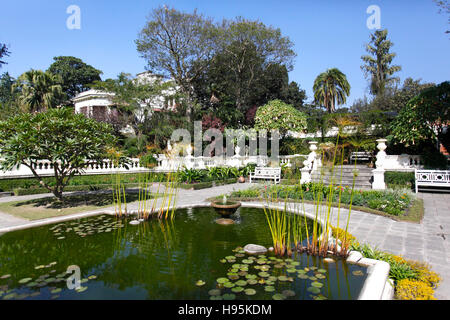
87;275;97;280
258;272;269;278
196;280;206;286
219;259;227;263
297;270;306;274
208;289;221;296
0;274;11;279
235;280;247;286
247;279;258;285
290;261;300;266
316;274;326;279
318;269;327;273
309;276;317;281
216;278;229;284
228;274;239;280
244;288;256;296
223;282;235;288
222;293;236;300
278;276;289;281
3;293;16;300
282;289;295;297
286;268;297;273
210;295;222;300
311;281;323;288
245;274;257;280
310;266;317;271
242;259;253;264
34;265;45;270
298;274;309;280
268;276;278;282
264;286;275;292
50;288;62;294
307;287;321;294
75;286;88;293
272;293;285;300
231;286;244;293
18;278;32;284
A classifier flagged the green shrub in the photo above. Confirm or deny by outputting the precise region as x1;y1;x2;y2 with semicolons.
385;171;415;189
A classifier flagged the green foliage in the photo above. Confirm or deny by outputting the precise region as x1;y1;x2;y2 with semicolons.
360;29;401;97
13;69;64;112
47;56;102;99
391;81;450;147
313;68;351;113
254;99;307;136
0;108;117;200
350;243;419;282
385;171;415;189
139;154;158;168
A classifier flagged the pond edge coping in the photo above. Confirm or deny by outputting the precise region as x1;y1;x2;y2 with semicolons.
0;200;394;300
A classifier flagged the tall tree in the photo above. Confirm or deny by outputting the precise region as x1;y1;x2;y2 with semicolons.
14;70;63;112
215;17;296;112
0;72;20;120
47;56;102;99
135;6;218;119
361;29;402;97
313;68;351;113
0;43;10;68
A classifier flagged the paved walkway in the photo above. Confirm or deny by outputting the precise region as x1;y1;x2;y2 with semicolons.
0;184;448;299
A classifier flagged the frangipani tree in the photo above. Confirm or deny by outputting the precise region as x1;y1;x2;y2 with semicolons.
0;108;118;201
254;99;307;137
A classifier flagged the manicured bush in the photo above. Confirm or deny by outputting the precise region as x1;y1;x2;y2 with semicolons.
385;171;415;189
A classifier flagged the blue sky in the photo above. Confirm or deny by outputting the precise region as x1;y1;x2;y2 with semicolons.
1;0;449;107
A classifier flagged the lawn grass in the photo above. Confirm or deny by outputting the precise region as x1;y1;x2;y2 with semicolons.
0;190;158;220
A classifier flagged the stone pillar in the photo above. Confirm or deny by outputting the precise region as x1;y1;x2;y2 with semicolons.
372;138;387;190
300;141;320;184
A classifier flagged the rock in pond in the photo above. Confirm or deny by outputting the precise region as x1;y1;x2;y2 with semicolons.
244;244;267;255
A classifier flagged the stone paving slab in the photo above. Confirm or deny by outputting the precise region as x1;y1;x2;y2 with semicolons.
0;184;449;299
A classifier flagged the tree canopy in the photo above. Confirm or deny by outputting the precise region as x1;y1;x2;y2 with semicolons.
47;56;102;99
0;108;117;200
390;81;450;146
254;99;307;136
313;68;350;113
13;69;63;112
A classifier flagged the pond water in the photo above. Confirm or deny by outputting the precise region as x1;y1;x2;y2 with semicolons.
0;206;367;300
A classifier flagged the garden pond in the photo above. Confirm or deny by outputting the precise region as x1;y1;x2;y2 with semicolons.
0;206;368;300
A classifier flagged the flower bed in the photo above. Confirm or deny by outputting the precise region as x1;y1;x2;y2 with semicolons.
230;183;414;217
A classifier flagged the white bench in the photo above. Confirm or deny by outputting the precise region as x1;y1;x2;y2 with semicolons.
415;169;450;193
350;152;373;162
249;167;281;184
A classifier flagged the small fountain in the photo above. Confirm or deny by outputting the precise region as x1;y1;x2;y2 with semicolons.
211;195;241;225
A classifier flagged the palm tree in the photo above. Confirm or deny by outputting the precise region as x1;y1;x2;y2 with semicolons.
313;68;350;113
14;69;63;112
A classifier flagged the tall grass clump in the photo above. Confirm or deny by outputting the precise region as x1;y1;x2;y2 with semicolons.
262;133;357;258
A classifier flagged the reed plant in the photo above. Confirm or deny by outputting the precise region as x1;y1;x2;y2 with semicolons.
262;133;357;258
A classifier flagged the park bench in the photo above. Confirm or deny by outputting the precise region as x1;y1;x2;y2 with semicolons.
249;167;281;184
350;151;373;162
415;169;450;193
